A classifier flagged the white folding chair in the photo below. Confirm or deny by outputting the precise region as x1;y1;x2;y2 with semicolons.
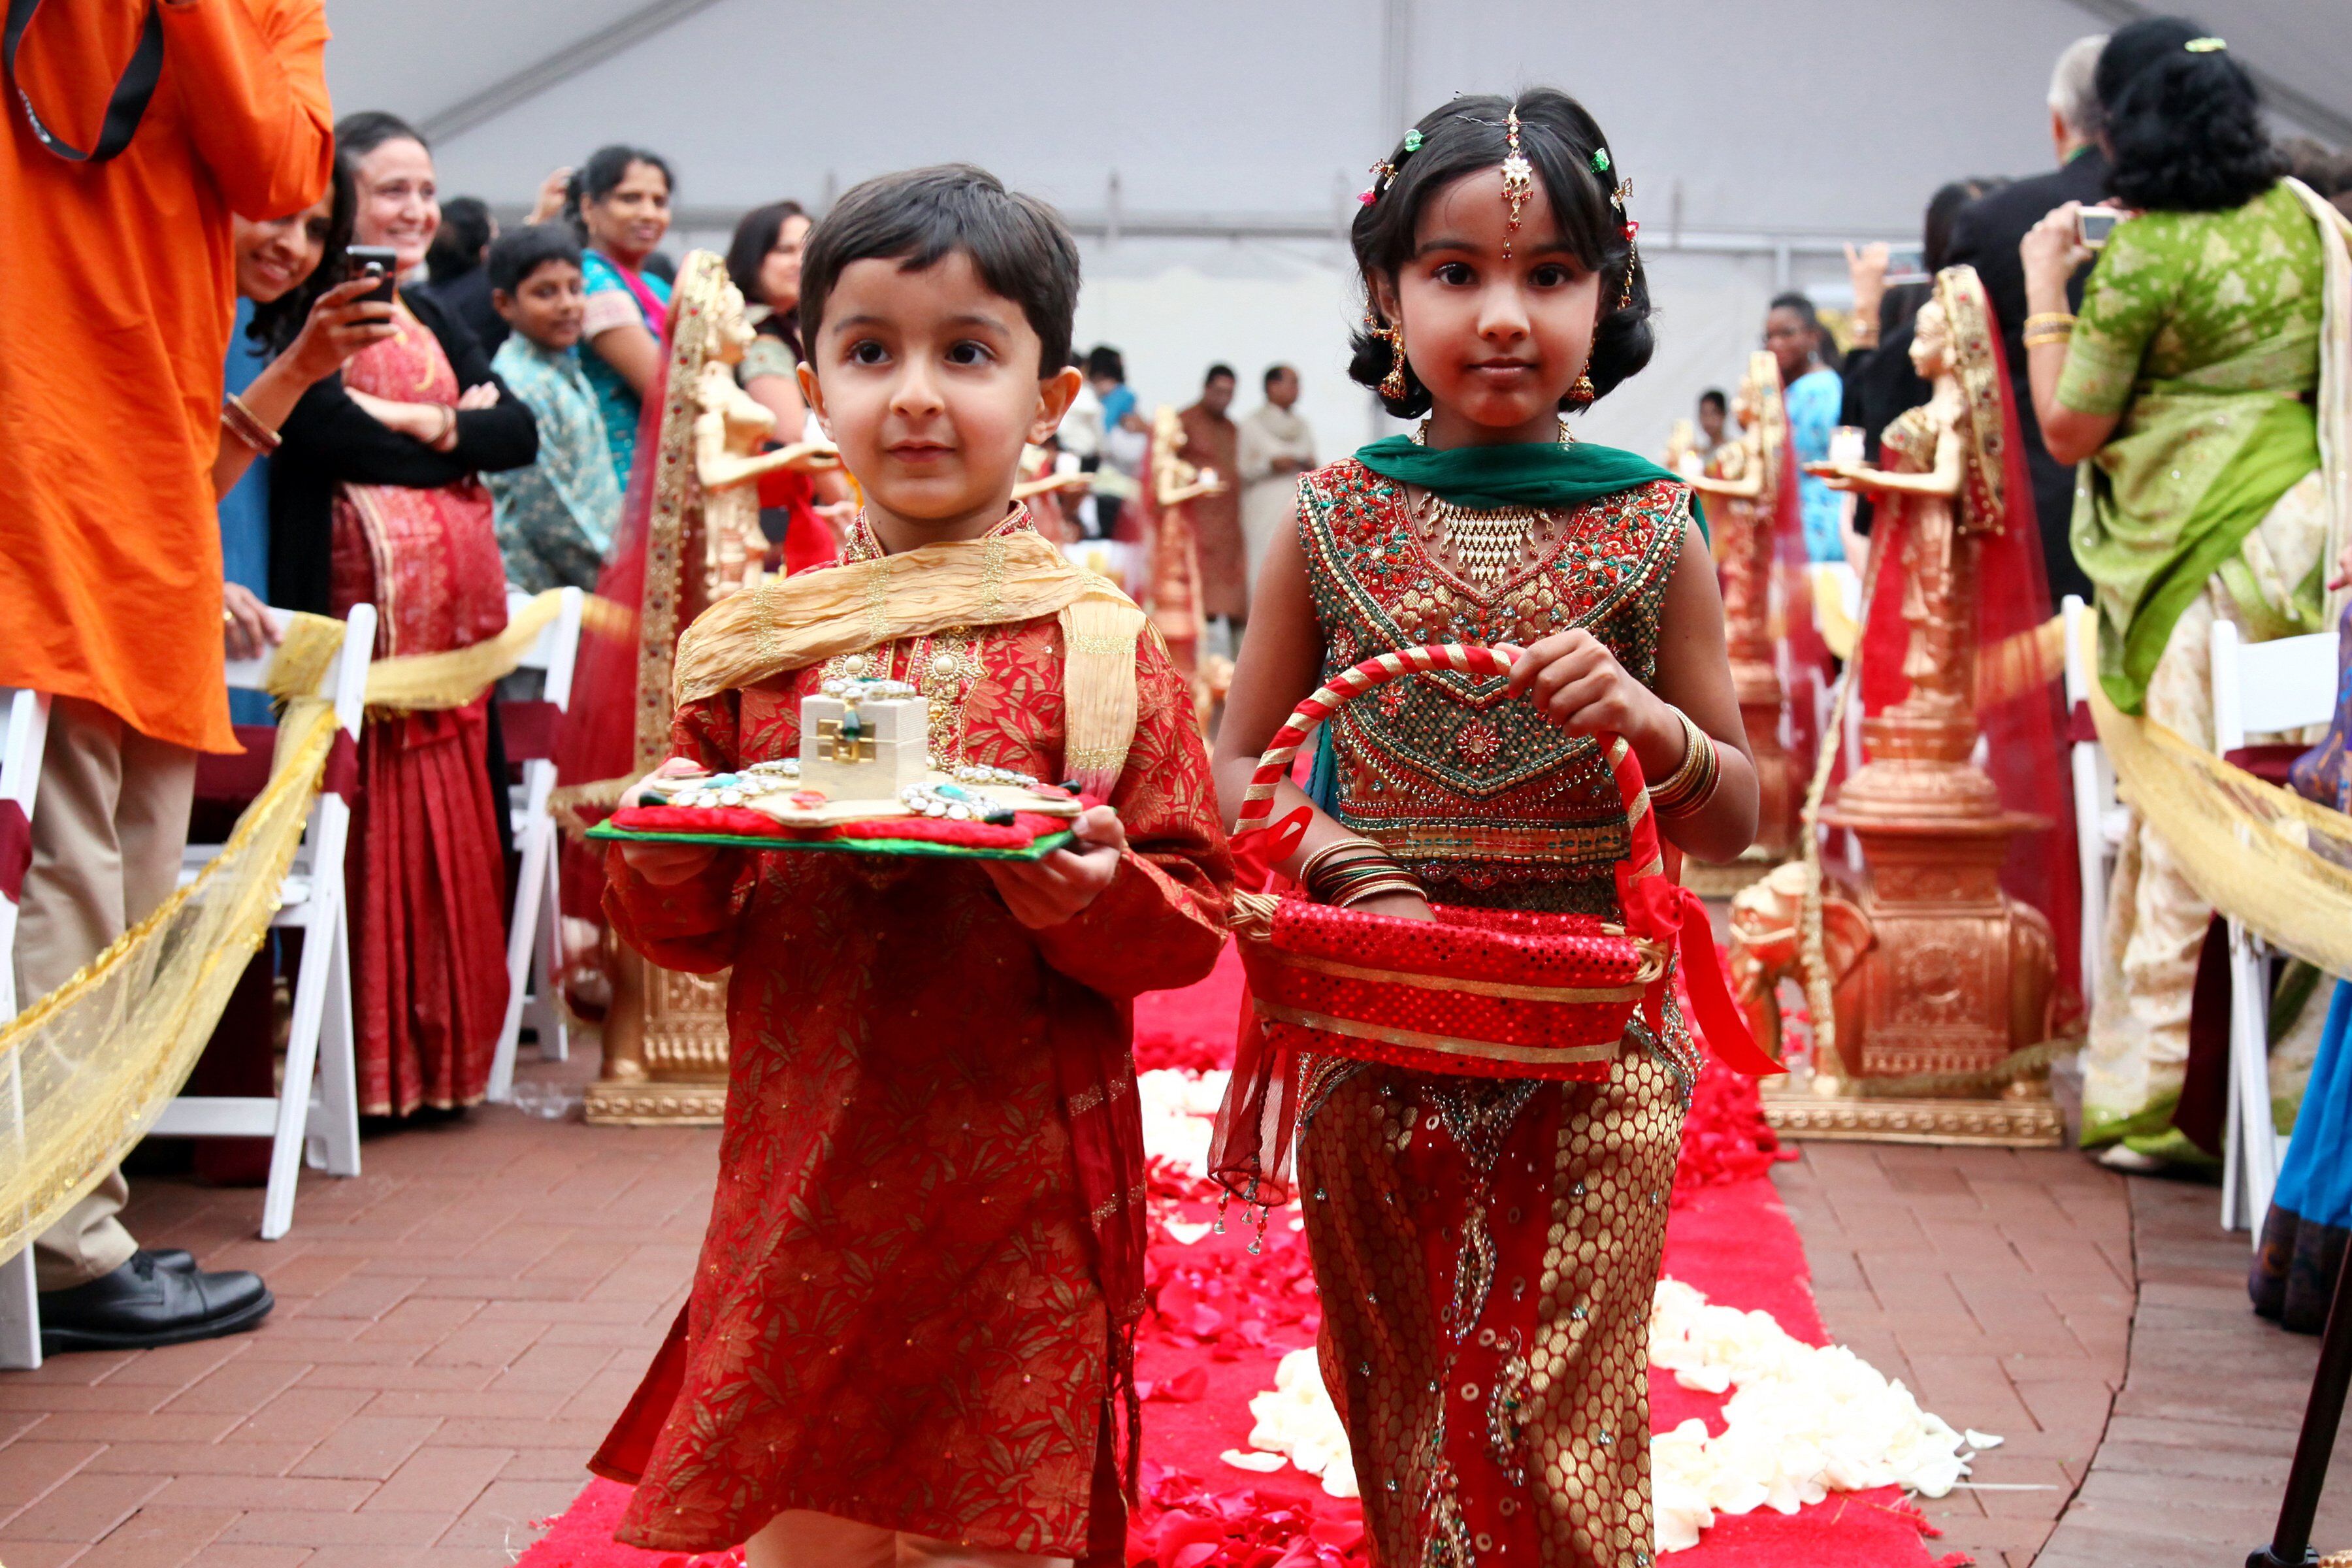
2061;596;2125;1009
487;586;583;1103
0;689;53;1368
2211;619;2340;1237
150;605;376;1241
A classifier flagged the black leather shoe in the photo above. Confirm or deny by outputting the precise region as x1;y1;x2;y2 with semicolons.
148;1249;196;1274
39;1251;272;1354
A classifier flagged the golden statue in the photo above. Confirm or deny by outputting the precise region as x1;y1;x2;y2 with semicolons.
691;277;836;600
1143;402;1227;678
1757;265;2062;1144
1683;352;1797;863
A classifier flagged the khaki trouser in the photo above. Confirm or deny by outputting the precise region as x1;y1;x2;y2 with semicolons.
745;1511;1072;1568
13;698;195;1290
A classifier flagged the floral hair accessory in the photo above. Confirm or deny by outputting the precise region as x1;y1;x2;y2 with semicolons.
2185;35;2226;52
1590;147;1611;174
1403;129;1424;153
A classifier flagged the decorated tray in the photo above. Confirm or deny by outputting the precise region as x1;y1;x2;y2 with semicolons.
585;678;1086;862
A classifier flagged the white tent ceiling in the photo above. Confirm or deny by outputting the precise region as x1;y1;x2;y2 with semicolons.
317;0;2352;455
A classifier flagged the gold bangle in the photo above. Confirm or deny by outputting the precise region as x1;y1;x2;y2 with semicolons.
2023;311;2077;332
2022;324;2074;349
220;392;280;455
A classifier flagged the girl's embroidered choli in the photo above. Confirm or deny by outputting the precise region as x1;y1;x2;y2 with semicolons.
596;508;1230;1558
1292;459;1697;1568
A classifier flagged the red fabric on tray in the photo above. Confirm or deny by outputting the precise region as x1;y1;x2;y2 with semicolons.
608;804;1068;849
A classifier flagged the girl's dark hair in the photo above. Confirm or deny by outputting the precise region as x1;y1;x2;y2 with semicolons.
248;150;358;356
1348;88;1651;417
800;163;1080;374
333;110;426;160
2098;18;2282;212
725;200;810;355
1923;178;1997;272
1768;291;1840;374
563;144;675;239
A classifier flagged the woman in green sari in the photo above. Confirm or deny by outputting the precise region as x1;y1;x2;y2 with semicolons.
2024;16;2351;1165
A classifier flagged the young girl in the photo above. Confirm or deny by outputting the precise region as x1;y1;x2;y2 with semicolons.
1212;90;1757;1567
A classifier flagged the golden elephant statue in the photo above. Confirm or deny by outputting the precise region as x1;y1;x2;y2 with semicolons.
1725;862;1870;1070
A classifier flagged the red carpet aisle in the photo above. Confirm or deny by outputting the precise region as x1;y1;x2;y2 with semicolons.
517;949;1969;1568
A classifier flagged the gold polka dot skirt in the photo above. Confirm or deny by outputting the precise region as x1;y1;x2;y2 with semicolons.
1298;1039;1686;1568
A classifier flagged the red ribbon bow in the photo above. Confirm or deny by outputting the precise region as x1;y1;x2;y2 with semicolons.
1615;861;1781;1077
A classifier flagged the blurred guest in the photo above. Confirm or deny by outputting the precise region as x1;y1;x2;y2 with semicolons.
0;0;333;1350
485;224;617;593
2029;20;2338;1167
1765;293;1845;560
567;144;676;488
1087;344;1146;533
1179;364;1244;636
1948;32;2110;602
1236;362;1314;597
1693;387;1730;462
722;199;843;570
418;193;502;356
272;111;537;1119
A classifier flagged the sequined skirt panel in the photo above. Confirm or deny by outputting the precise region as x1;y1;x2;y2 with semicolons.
1297;1043;1687;1568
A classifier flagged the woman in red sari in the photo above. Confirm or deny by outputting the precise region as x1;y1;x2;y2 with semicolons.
276;112;536;1115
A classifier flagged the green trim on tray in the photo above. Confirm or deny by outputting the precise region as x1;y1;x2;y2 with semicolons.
586;821;1077;863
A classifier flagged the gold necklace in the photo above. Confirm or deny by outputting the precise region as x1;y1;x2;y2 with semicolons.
1424;498;1544;589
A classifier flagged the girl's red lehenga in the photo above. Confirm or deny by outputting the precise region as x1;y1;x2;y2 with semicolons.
1220;461;1701;1567
327;307;513;1115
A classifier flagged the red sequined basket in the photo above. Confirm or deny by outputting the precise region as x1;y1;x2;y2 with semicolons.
1229;644;1778;1083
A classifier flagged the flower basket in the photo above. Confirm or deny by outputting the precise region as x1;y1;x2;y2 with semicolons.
1229;643;1778;1082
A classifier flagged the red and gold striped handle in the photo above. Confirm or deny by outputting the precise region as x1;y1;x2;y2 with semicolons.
1235;643;1662;887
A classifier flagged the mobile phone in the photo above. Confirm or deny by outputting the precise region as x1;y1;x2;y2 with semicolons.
2077;206;2125;249
344;245;400;305
1882;246;1928;286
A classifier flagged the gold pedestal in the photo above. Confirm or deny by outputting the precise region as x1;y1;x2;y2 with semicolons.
1735;664;1798;864
1761;1084;2063;1146
585;947;730;1126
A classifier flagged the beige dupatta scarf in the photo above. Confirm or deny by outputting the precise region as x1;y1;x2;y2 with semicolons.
671;529;1151;795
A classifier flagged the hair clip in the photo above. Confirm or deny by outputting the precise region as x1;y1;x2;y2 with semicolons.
1499;106;1534;258
1590;147;1611;174
1361;161;1392;206
1403;129;1424;154
2185;35;2226;52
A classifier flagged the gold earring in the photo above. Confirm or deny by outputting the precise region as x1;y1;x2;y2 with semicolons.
1377;318;1410;400
1569;371;1597;405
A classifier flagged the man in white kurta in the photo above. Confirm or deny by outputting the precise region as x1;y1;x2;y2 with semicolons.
1235;364;1316;606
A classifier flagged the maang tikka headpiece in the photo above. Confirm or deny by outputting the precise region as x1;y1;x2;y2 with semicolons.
1498;106;1534;258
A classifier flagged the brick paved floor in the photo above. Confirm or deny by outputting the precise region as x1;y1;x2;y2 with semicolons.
0;1047;703;1567
1771;1143;2138;1568
5;1060;2342;1567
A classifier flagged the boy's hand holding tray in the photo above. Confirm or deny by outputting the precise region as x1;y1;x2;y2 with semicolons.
589;676;1084;863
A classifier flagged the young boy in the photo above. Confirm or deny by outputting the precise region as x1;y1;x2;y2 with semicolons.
482;223;621;593
591;165;1233;1568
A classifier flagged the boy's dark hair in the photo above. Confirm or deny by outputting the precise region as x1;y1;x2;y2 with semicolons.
248;150;357;357
1697;388;1727;414
1205;363;1236;385
1264;363;1294;390
1349;88;1652;417
486;223;585;296
334;109;426;159
429;196;493;280
1085;344;1125;384
563;144;676;239
799;165;1079;376
2099;17;2281;212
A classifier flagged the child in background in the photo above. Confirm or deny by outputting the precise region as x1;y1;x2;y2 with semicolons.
483;223;620;592
592;164;1233;1568
1212;90;1757;1565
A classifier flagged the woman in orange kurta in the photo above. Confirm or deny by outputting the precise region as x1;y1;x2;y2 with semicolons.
593;512;1230;1561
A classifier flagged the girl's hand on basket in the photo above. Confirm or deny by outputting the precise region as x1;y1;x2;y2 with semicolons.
1500;630;1676;760
985;805;1128;928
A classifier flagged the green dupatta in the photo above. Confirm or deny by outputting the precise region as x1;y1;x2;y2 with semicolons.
1354;434;1706;537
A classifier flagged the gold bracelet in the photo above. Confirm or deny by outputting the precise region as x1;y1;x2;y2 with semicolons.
1298;836;1384;887
220;393;281;454
1335;877;1424;909
2023;311;2077;332
1650;710;1722;817
2022;325;2074;349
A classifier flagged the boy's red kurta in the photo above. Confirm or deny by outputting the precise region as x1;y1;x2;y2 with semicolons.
597;558;1230;1556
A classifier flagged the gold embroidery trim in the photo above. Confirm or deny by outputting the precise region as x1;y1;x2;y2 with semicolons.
1266;951;1645;1004
1252;1000;1627;1066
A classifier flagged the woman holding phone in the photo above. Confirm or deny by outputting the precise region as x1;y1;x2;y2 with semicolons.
270;110;538;1124
2023;19;2348;1168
